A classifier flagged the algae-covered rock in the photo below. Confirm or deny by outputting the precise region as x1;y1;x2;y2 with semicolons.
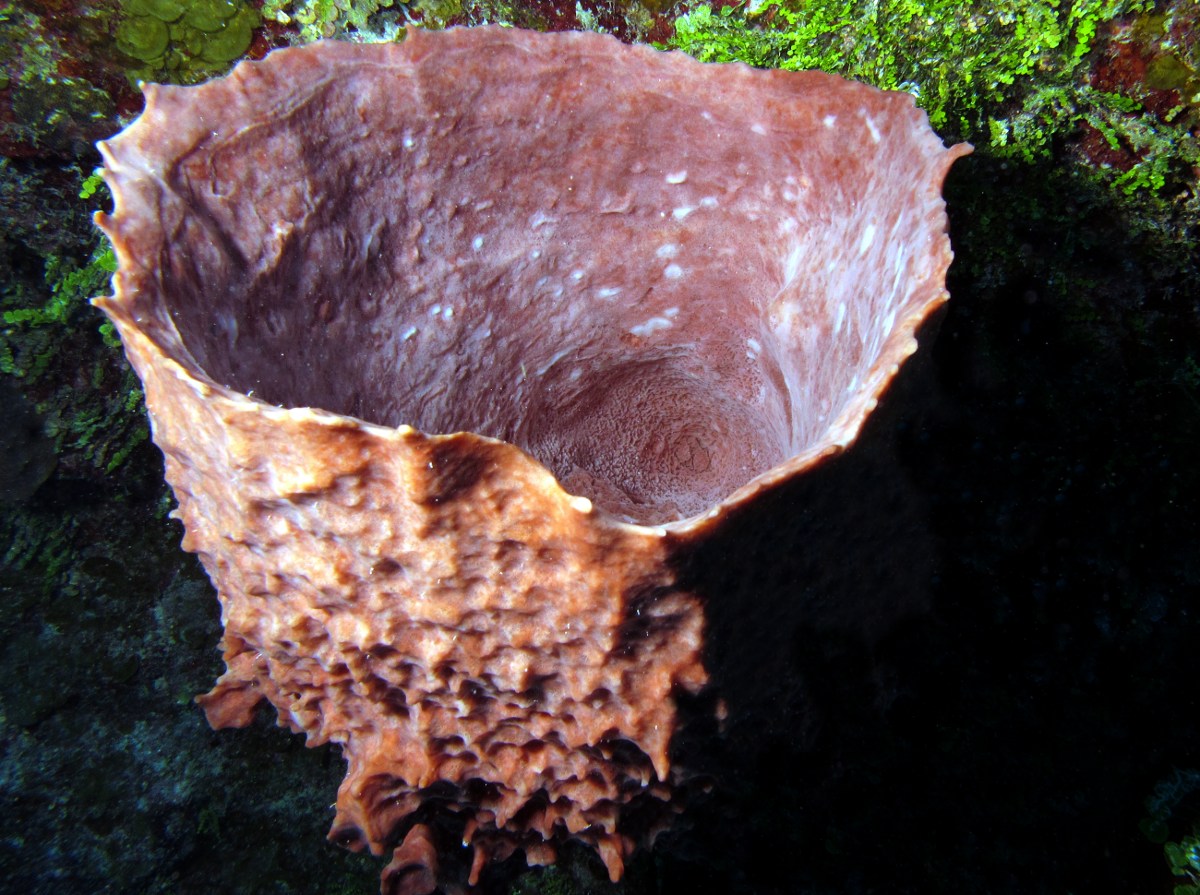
123;0;188;21
199;7;256;61
115;0;260;81
183;0;239;32
116;14;170;62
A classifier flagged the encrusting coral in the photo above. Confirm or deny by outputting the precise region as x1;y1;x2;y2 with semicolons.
93;26;967;893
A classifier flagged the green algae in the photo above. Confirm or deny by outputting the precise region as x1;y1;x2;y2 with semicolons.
183;0;239;31
665;0;1092;132
114;0;260;83
198;7;255;60
1144;52;1195;93
125;0;188;19
1;239;148;475
116;14;170;61
0;6;115;156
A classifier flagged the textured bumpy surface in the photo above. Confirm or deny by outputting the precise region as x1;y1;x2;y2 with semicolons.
94;26;967;893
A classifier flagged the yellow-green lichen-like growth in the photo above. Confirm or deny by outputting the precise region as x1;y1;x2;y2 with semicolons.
260;0;400;43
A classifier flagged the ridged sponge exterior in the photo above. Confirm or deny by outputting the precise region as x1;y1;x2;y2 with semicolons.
94;26;966;892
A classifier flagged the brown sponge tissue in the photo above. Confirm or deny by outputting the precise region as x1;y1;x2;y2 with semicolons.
95;26;968;893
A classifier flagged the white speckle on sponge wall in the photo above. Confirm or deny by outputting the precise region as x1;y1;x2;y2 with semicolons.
861;111;882;143
630;316;673;337
859;224;876;255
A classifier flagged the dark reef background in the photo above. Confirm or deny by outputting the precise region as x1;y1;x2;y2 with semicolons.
1;1;1197;894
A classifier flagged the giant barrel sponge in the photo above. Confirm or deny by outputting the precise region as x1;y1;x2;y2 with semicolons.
95;26;969;894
